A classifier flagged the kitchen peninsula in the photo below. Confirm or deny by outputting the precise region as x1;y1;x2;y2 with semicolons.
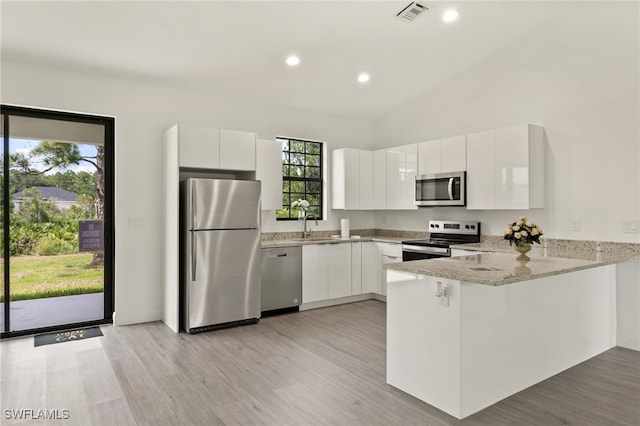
384;251;622;420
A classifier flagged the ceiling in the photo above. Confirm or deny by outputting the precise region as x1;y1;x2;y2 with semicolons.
2;1;580;120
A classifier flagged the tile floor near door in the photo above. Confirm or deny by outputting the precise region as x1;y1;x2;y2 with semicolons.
1;300;639;425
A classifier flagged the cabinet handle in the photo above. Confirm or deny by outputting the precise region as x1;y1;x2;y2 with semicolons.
448;178;454;201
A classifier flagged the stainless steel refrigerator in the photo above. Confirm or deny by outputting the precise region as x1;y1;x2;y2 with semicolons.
181;178;261;333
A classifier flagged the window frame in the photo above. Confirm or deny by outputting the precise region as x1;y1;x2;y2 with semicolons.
276;137;324;221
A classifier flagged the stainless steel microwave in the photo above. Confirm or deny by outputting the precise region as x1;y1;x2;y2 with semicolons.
415;171;466;207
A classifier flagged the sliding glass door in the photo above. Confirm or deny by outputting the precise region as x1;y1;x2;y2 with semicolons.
0;105;114;338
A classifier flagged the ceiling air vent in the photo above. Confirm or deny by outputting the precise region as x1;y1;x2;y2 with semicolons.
396;2;428;22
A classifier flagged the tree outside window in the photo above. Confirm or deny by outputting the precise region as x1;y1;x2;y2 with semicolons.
276;138;323;220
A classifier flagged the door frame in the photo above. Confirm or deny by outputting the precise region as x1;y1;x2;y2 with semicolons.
0;104;115;338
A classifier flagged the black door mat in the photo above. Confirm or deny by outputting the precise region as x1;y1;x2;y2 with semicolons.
34;327;103;347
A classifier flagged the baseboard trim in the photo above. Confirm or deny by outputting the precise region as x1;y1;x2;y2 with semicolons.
300;293;386;311
617;333;640;351
113;310;161;326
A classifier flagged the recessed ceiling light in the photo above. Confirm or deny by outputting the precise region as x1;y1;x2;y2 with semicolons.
442;9;459;23
357;73;370;84
286;55;300;66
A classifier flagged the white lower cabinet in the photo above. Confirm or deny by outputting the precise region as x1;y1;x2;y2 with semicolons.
302;243;352;303
302;241;401;305
382;243;403;296
328;243;352;299
351;242;363;295
302;245;328;303
362;242;383;294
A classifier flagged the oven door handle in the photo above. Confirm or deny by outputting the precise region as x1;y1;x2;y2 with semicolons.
402;245;450;255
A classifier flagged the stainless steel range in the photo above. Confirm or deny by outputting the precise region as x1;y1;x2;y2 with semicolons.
402;220;481;261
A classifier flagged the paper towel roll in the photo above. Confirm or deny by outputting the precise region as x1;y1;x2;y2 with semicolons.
340;218;350;239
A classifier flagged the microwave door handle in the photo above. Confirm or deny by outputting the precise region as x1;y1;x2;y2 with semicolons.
448;178;454;200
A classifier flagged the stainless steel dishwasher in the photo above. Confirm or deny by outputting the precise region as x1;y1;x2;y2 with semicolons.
261;246;302;314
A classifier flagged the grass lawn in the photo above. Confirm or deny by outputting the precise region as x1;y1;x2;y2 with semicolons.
3;253;103;301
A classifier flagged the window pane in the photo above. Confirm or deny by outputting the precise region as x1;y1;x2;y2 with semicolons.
290;181;304;193
282;181;290;193
307;194;319;205
282;164;290;177
307;167;320;179
282;152;289;164
306;142;320;155
291;166;304;177
290;152;305;166
281;140;289;152
306;181;320;193
290;140;305;153
306;154;320;167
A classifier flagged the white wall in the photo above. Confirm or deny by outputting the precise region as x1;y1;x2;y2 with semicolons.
373;2;640;244
1;60;373;325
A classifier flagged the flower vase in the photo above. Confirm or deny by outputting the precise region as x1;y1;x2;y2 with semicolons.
514;242;532;260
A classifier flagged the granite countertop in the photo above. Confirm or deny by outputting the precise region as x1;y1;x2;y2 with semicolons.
451;242;640;264
384;252;613;286
261;235;406;248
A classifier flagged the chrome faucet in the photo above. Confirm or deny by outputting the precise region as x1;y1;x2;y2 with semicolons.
302;214;318;239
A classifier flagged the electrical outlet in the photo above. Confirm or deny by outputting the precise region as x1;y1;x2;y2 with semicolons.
570;219;581;232
622;220;640;234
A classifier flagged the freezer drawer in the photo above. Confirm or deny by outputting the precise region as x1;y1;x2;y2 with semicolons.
261;246;302;312
183;229;261;332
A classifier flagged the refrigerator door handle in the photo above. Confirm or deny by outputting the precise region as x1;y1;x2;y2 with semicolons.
191;182;197;229
191;231;197;281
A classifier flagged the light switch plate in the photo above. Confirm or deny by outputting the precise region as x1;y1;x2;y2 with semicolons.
128;217;144;230
622;220;640;233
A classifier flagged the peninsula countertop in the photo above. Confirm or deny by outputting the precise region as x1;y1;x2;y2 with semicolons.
384;251;617;286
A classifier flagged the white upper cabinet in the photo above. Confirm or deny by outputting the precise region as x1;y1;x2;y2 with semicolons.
466;124;544;210
383;144;417;210
400;144;418;210
386;147;403;209
219;129;256;171
256;139;283;211
418;135;466;176
359;150;374;210
331;148;373;210
177;125;256;171
179;126;220;169
373;149;387;209
441;135;467;173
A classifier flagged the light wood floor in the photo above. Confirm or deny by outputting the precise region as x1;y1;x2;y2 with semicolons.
1;300;639;425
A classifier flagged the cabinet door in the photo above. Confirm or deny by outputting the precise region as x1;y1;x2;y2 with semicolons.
382;243;403;296
362;242;382;294
386;147;402;210
440;135;467;172
327;243;352;299
351;242;362;295
495;126;529;210
401;144;418;210
418;139;441;175
302;245;328;303
179;126;220;169
219;129;256;171
359;150;374;210
373;149;387;209
466;130;496;210
256;139;283;211
331;149;359;210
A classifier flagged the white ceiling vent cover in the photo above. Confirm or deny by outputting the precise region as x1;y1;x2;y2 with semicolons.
396;2;428;22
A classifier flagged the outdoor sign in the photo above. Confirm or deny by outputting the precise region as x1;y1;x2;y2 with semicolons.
78;220;103;252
